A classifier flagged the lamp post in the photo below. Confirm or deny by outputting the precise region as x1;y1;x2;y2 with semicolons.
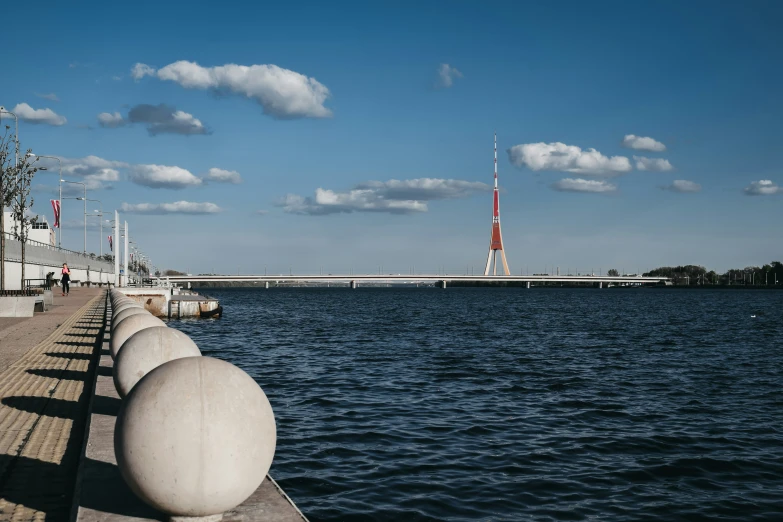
105;218;117;258
62;195;86;255
85;199;103;256
26;154;62;248
61;179;86;254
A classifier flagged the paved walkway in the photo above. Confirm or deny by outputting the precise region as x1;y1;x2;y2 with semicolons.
0;289;103;370
0;290;105;521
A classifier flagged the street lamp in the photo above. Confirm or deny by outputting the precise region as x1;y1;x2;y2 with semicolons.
85;199;103;256
27;154;63;248
61;179;87;254
61;196;86;255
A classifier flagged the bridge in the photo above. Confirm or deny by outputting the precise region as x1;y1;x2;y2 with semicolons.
162;274;669;288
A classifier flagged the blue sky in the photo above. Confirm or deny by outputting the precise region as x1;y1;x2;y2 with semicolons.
2;0;781;274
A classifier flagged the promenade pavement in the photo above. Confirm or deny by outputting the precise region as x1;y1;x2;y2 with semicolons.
0;288;103;370
0;289;105;521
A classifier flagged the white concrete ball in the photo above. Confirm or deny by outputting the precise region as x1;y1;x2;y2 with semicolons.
115;357;276;517
113;327;201;398
111;297;130;308
112;308;150;331
110;314;166;359
113;299;134;309
111;294;132;304
113;302;142;318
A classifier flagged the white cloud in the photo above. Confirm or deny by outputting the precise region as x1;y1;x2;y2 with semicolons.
661;180;701;193
279;178;488;215
112;75;122;81
205;168;242;184
256;210;269;215
52;155;127;190
11;103;66;126
166;111;206;134
127;104;208;135
279;190;426;215
152;60;331;119
744;180;781;196
129;164;203;189
35;93;59;102
131;63;156;81
622;134;666;152
121;201;222;214
354;178;490;200
98;104;208;135
634;156;674;172
508;142;632;177
552;178;617;193
97;112;125;128
437;63;463;88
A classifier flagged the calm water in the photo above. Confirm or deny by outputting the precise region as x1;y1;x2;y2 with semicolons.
175;288;783;522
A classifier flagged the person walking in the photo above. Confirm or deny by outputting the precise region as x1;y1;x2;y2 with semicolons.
61;263;71;296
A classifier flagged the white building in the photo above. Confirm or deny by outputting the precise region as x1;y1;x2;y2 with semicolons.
3;211;56;246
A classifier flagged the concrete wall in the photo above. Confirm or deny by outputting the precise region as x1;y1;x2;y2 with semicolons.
119;288;170;317
1;236;114;290
116;288;220;318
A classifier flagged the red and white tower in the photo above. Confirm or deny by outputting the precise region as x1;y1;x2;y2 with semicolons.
484;133;511;276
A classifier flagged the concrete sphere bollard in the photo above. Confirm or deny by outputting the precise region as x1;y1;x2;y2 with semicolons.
111;293;131;305
113;302;142;318
110;314;166;359
110;296;127;306
112;297;136;306
115;357;276;518
113;327;201;398
112;308;150;330
113;298;133;308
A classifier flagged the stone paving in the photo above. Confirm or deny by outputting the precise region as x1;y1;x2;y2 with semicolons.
0;291;105;521
0;288;103;370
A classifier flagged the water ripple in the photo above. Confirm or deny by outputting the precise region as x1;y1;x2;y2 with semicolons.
175;288;783;521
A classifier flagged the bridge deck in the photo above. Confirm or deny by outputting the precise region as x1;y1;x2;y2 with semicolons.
163;274;667;284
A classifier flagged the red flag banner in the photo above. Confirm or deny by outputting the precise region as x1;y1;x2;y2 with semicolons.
50;199;60;228
108;235;113;251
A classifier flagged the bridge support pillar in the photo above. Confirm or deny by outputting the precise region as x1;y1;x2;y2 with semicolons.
526;281;531;289
441;280;447;289
351;280;357;289
265;282;269;289
599;281;603;289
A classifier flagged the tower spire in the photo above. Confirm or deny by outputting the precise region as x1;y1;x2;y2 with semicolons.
484;132;510;276
494;132;498;188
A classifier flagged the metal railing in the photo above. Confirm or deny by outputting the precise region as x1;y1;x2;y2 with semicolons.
0;289;37;297
25;278;52;291
3;231;108;260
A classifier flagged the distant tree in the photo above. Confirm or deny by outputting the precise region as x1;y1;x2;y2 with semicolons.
644;265;706;285
9;149;40;290
607;269;619;277
0;127;17;291
154;270;161;277
163;269;186;276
